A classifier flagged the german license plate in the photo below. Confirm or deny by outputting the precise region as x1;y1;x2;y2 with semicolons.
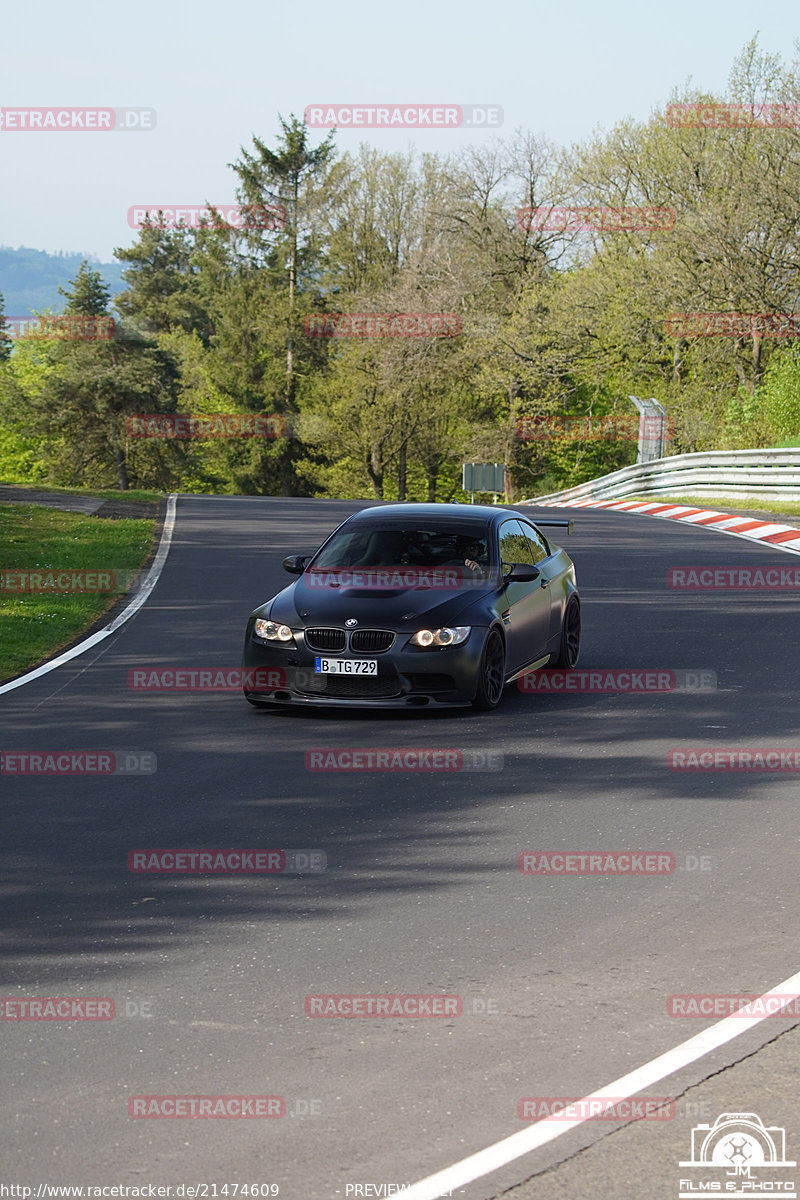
314;658;378;675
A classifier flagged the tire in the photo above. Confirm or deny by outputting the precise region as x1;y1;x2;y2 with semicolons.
551;594;581;668
472;628;506;711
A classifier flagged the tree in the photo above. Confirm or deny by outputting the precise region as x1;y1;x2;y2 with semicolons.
742;345;800;445
58;260;112;315
323;146;420;295
5;266;182;490
114;223;213;343
231;114;336;408
553;35;800;449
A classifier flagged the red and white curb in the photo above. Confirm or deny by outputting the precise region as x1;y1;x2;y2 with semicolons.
526;498;800;556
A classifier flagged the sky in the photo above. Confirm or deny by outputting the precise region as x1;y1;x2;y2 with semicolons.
0;0;797;264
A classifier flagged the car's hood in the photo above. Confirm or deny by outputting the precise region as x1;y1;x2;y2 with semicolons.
264;572;497;629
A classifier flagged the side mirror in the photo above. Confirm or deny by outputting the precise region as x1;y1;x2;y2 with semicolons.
282;554;309;575
503;562;540;582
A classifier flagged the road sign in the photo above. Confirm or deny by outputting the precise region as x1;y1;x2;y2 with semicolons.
462;462;505;494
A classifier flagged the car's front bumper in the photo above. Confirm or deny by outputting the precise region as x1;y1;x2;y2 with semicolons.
241;621;488;709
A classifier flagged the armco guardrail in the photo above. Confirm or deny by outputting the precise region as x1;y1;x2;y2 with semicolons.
521;449;800;506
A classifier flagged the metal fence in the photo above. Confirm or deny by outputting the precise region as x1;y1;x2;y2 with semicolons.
522;448;800;506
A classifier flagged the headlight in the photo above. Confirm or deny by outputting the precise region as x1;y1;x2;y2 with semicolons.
254;619;294;642
410;626;470;648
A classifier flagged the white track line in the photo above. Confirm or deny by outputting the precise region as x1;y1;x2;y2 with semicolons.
402;970;800;1200
0;494;177;697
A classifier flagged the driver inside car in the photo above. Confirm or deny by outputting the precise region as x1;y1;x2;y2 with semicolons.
451;536;487;573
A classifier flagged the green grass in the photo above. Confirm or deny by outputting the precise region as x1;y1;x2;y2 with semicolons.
1;482;163;503
626;494;800;518
0;503;156;682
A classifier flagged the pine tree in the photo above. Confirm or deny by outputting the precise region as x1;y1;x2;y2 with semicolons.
232;114;336;408
58;261;112;315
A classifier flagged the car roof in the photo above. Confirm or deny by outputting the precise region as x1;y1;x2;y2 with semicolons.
345;503;523;527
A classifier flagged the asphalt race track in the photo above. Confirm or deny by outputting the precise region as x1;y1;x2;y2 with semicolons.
3;495;800;1199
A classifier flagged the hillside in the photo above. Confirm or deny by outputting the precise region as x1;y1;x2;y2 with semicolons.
0;245;126;317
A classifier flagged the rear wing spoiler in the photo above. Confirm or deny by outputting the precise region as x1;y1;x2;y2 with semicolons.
532;519;574;535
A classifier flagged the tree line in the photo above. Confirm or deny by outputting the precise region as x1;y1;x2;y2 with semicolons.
2;36;800;499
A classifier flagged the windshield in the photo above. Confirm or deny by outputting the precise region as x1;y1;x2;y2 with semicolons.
310;525;492;573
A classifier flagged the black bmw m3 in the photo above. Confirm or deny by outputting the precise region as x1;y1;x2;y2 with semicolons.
242;503;580;711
